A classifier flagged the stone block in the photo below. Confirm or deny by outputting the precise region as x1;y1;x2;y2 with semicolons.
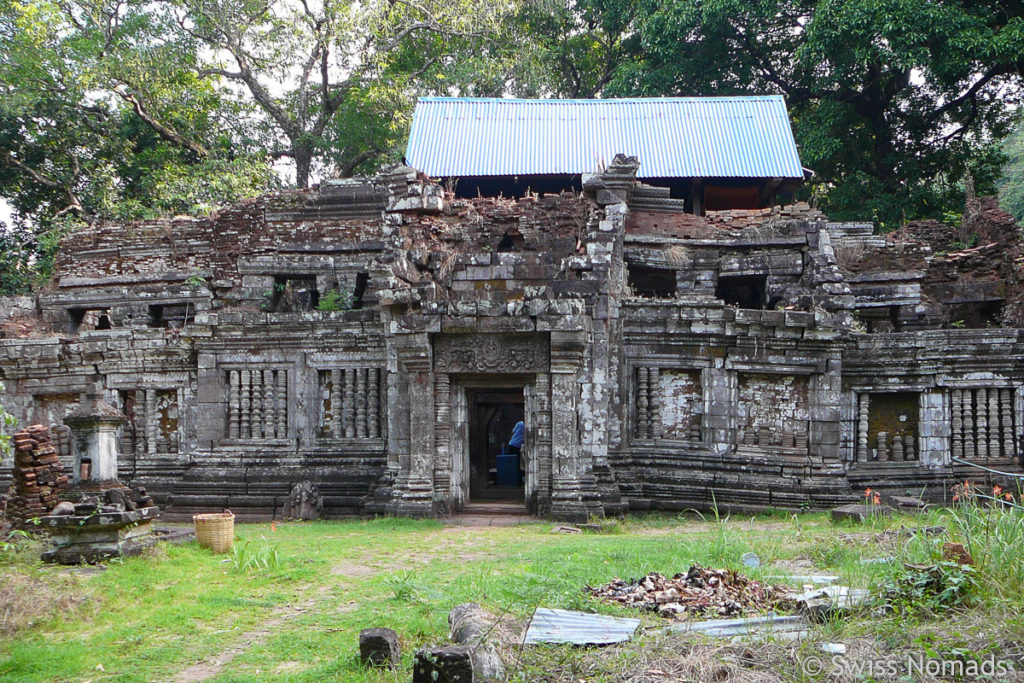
360;628;401;669
830;503;892;523
413;646;474;683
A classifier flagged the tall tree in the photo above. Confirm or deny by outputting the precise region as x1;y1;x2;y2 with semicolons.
168;0;512;187
0;0;275;224
520;0;1024;226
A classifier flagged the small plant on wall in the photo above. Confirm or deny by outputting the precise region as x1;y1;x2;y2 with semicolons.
316;288;353;312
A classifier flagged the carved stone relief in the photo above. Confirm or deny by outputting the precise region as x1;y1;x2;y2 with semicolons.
434;334;549;374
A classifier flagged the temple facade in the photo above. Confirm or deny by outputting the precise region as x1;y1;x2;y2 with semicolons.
1;99;1022;521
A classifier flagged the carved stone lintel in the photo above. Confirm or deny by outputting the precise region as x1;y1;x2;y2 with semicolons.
434;333;549;374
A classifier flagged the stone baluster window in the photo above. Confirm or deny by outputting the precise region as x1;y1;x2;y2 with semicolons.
634;367;661;439
857;391;918;462
318;368;383;439
950;387;1016;459
119;389;180;455
226;369;288;440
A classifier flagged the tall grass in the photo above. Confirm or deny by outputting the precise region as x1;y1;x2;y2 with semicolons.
943;482;1024;597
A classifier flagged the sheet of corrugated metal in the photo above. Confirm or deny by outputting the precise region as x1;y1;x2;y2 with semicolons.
523;607;642;645
406;97;804;179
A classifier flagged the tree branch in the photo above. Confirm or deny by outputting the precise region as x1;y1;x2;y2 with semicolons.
0;151;92;222
116;90;208;157
338;149;381;177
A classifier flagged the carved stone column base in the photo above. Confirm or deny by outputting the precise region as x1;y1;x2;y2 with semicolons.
385;475;436;518
590;463;627;517
549;495;589;523
549;480;601;523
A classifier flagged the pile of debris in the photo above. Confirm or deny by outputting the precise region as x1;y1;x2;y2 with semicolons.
4;425;69;529
588;565;790;618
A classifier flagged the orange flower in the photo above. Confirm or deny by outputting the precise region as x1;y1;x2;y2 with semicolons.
993;485;1003;497
270;521;277;532
864;488;873;498
872;493;881;506
1005;492;1014;502
953;494;960;502
964;480;971;490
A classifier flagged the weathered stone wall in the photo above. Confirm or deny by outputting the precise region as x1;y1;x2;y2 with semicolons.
1;161;1022;519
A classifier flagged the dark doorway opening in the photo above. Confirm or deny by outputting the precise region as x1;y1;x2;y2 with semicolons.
467;387;524;501
716;274;768;309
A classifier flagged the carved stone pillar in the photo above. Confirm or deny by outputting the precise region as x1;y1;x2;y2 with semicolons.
240;370;251;440
857;394;869;461
434;372;451;506
228;370;240;439
386;335;436;517
1001;388;1014;458
356;368;368;439
134;390;146;458
891;435;904;461
145;388;157;455
964;390;975;459
369;368;381;439
989;389;1000;457
636;367;649;439
648;367;661;439
951;389;963;460
329;369;341;438
250;370;263;439
549;332;599;522
533;372;553;513
977;388;988;458
275;370;287;438
263;370;275;439
344;369;356;438
877;432;888;461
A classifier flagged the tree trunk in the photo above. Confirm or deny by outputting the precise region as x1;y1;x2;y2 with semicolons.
294;143;313;189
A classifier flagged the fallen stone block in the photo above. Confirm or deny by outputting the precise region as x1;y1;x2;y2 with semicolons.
448;603;506;681
359;627;401;669
413;645;474;683
830;503;893;523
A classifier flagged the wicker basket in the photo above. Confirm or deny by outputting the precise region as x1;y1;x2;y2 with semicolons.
193;512;235;553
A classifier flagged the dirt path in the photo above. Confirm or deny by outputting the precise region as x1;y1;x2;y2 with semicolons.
170;534;483;682
171;558;378;682
172;592;322;683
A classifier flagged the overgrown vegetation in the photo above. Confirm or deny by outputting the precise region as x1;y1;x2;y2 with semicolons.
315;288;353;312
2;1;1023;293
0;510;1022;681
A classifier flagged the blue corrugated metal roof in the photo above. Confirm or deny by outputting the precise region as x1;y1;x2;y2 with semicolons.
406;96;804;179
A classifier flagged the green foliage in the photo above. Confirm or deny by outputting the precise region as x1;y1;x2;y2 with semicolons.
0;380;16;461
230;536;281;573
0;529;30;553
382;569;423;602
315;288;352;312
520;0;1024;226
875;561;978;615
998;119;1024;223
0;0;277;293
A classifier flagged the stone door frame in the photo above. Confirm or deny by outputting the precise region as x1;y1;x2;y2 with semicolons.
448;374;538;511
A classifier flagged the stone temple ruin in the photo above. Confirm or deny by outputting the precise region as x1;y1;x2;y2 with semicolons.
1;96;1023;522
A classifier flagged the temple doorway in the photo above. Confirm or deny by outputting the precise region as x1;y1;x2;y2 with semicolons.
466;387;525;500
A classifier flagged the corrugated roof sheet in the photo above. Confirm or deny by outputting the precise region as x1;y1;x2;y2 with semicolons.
406;96;804;179
523;608;642;645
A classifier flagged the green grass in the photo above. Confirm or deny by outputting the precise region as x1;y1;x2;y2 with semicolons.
0;510;1020;682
